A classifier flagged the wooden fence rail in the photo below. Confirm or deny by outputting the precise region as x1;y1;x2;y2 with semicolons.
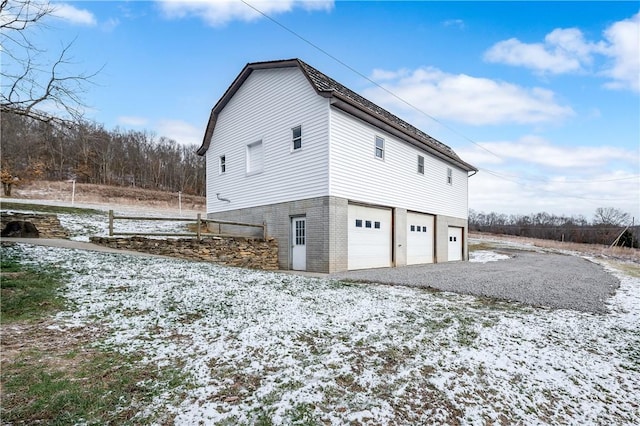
108;210;267;240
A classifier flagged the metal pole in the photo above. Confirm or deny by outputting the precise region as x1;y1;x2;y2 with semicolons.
178;191;182;216
71;180;75;206
197;213;201;240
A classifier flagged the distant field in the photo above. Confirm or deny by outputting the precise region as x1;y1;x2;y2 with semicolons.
4;180;206;211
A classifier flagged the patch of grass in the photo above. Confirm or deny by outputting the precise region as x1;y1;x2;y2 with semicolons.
605;261;640;278
468;242;499;252
0;201;102;215
1;251;67;323
1;347;187;425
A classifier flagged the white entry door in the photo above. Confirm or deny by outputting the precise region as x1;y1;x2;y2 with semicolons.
291;217;306;270
448;226;463;261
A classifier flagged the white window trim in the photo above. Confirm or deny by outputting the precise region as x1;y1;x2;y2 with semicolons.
374;136;385;160
246;140;264;176
291;125;302;152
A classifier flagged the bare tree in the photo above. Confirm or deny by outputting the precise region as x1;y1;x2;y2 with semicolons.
593;207;630;226
0;0;98;123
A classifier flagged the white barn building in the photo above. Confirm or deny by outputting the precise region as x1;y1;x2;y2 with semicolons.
197;59;477;273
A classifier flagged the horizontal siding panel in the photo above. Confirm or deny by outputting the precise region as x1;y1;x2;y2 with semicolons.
206;68;329;213
329;108;468;219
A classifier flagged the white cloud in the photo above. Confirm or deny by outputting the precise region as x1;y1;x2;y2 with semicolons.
600;12;640;92
460;135;640;216
443;19;464;30
459;135;635;169
156;119;202;146
52;3;97;26
484;11;640;92
484;28;600;74
156;0;334;26
469;169;640;218
118;116;149;127
364;67;574;125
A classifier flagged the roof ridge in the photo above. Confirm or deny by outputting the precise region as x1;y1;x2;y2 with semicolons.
295;59;461;160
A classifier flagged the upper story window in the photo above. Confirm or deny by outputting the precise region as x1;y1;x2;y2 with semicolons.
219;155;226;174
447;167;453;185
246;140;264;174
375;136;384;159
417;155;424;174
292;125;302;151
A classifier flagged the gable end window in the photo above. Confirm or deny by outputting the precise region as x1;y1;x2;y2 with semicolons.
292;126;302;151
247;140;264;174
447;168;453;185
219;155;226;174
417;155;424;174
375;136;384;159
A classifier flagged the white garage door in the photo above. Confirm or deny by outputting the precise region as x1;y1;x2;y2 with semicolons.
407;212;434;265
448;226;463;261
348;204;392;270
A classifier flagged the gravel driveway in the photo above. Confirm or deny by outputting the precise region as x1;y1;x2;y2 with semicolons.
331;250;620;313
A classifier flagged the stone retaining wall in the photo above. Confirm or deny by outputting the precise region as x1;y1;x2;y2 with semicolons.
89;236;279;270
0;212;69;239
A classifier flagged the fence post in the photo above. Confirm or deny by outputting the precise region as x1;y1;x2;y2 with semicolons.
197;213;201;240
108;210;114;236
263;221;267;240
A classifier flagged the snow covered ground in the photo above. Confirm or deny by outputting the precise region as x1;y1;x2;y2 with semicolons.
2;199;195;242
2;202;638;424
4;242;639;425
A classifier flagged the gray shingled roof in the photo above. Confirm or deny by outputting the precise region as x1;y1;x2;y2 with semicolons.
198;58;476;172
296;59;462;160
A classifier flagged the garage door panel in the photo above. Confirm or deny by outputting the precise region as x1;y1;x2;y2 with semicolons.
348;205;392;270
407;212;434;265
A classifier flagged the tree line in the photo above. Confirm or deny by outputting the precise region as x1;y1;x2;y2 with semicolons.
1;112;206;196
469;207;638;248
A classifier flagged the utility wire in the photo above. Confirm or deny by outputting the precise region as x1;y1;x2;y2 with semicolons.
240;0;503;161
240;0;639;204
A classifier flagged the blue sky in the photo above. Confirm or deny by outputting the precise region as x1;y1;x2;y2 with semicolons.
12;1;640;219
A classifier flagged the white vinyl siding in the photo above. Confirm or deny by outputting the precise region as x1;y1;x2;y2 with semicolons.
205;68;330;213
329;108;468;219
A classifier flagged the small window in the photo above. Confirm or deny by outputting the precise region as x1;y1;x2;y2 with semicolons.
292;125;302;150
422;226;427;232
375;136;384;159
417;155;424;174
447;168;453;185
410;225;415;232
365;220;372;228
417;226;421;232
374;221;381;229
219;155;226;174
449;236;453;242
355;219;363;227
